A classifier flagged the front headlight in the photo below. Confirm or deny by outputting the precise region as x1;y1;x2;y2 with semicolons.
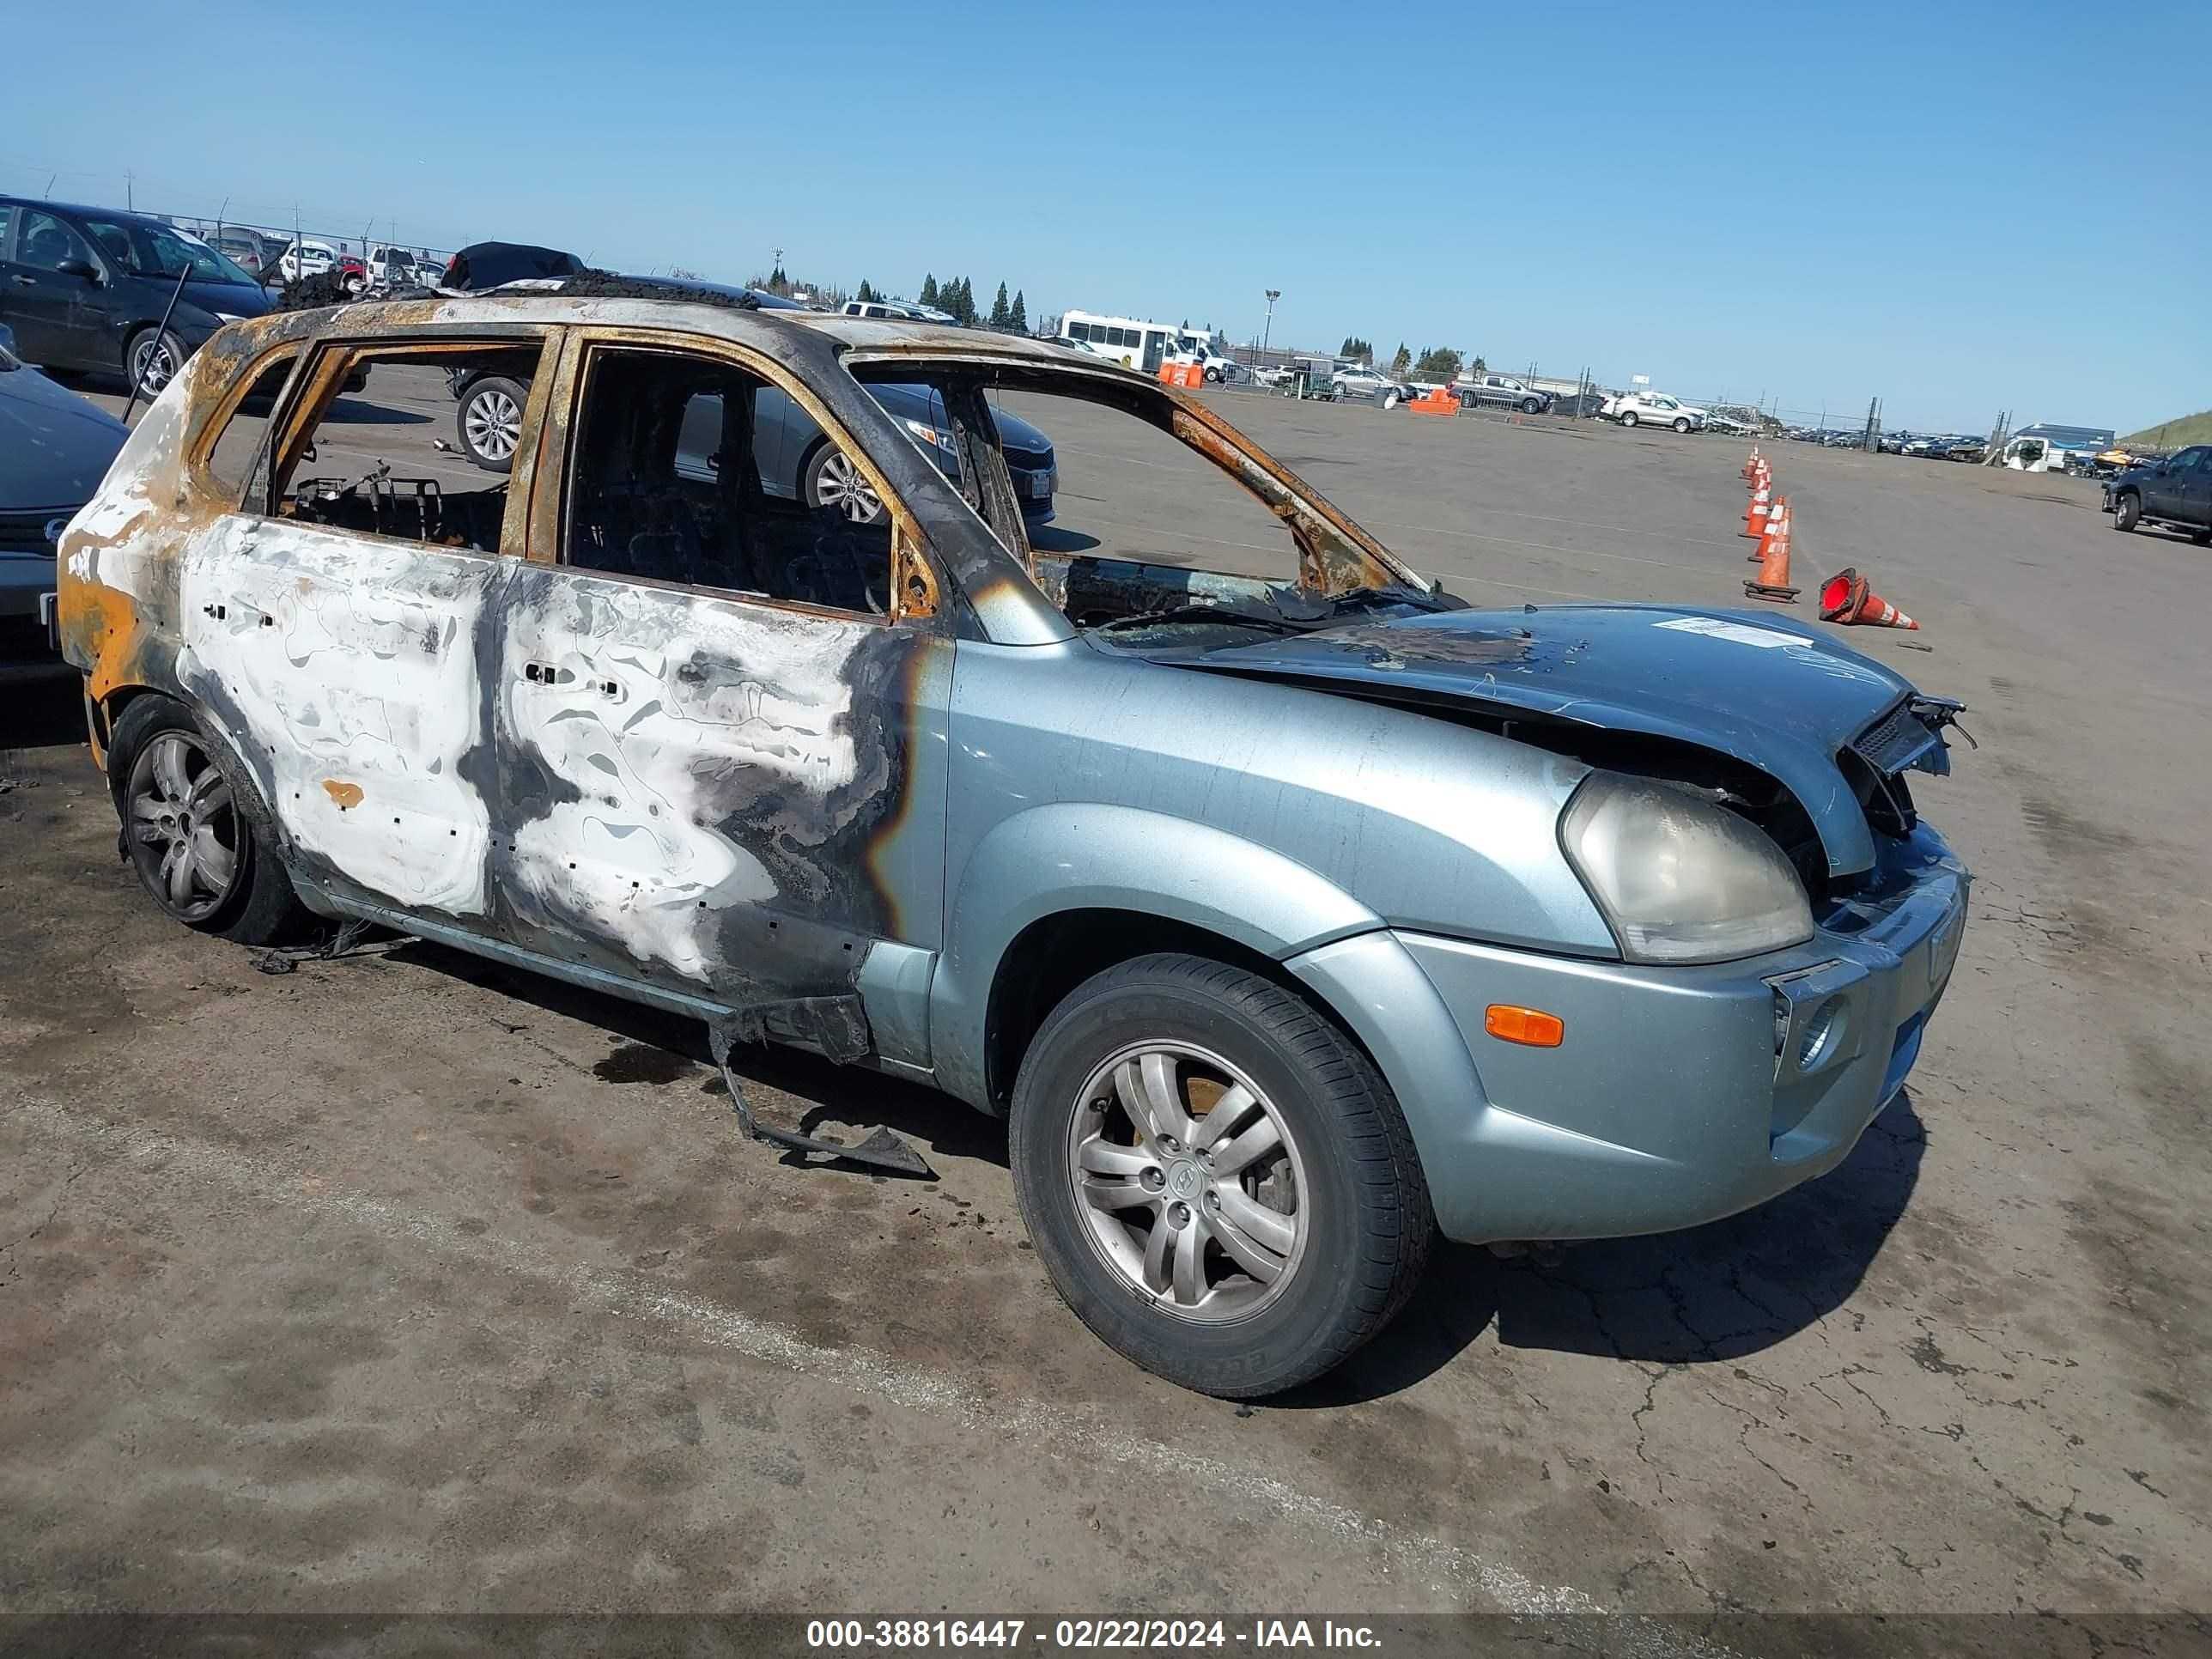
903;417;957;454
1560;772;1814;964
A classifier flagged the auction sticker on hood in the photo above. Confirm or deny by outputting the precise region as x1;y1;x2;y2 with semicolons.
1652;617;1808;648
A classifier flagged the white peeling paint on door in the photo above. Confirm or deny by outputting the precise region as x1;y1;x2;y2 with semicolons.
177;519;501;916
500;571;872;984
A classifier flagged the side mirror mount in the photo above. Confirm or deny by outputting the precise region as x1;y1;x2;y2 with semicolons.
56;258;100;283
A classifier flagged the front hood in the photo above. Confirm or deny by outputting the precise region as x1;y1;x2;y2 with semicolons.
179;277;272;319
0;365;130;510
1186;604;1938;877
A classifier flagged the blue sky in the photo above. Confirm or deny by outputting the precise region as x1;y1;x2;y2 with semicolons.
8;0;2206;434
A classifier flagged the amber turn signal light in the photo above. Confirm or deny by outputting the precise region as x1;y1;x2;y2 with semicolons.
1484;1005;1565;1047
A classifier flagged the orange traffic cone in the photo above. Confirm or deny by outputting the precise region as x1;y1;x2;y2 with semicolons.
1742;484;1771;538
1749;495;1785;561
1745;501;1797;602
1818;568;1918;629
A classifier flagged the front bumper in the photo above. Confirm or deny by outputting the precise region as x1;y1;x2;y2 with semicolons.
1;551;58;625
1291;825;1967;1243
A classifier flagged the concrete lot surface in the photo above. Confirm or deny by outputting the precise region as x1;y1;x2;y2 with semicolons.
3;381;2207;1656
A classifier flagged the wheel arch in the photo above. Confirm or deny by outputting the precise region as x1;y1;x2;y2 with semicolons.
930;804;1384;1115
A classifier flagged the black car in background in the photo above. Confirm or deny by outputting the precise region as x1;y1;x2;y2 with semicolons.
0;321;128;647
0;198;274;396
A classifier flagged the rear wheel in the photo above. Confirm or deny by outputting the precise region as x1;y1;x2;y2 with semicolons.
1620;410;1639;427
2112;491;2140;532
2191;526;2210;546
110;696;307;945
1010;954;1432;1397
456;375;526;473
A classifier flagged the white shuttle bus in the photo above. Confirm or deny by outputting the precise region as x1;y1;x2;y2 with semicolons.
1058;311;1182;374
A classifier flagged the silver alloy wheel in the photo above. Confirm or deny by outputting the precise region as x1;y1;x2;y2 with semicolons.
465;387;522;463
813;448;885;523
1064;1041;1310;1323
125;732;241;922
132;335;179;396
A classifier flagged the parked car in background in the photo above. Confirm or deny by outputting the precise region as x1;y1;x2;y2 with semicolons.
1935;436;1986;464
2104;445;2212;543
0;321;128;647
1602;391;1707;431
270;239;338;283
55;294;1974;1397
1455;374;1553;415
0;197;276;395
210;228;280;280
366;246;422;289
842;300;929;321
445;274;1058;523
1701;410;1753;437
1330;363;1410;402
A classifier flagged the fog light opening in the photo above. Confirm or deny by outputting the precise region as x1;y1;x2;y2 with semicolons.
1797;996;1847;1071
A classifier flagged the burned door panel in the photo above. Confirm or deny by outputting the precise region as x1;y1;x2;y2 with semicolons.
490;563;951;1041
174;517;505;918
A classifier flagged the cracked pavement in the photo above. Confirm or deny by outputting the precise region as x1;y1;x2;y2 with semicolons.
2;394;2207;1654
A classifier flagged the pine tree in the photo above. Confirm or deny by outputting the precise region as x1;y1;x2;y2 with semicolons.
769;264;787;294
989;282;1011;329
1391;342;1411;375
952;277;976;325
1009;290;1028;333
920;274;939;307
855;279;875;304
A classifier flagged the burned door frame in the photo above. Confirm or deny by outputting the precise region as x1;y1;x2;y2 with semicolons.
483;325;957;1072
170;329;560;929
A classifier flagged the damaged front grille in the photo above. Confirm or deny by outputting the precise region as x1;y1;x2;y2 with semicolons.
0;507;72;552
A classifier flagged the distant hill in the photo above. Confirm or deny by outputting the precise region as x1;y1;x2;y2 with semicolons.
2118;410;2212;449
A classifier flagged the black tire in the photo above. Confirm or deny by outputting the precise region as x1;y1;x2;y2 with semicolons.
1204;366;1222;385
1620;410;1638;428
108;696;308;945
125;326;188;399
1009;953;1433;1398
1520;398;1541;415
2191;526;2210;546
1673;416;1692;433
2112;491;2140;532
455;374;527;474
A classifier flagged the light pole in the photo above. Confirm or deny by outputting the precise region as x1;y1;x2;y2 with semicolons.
1261;289;1279;365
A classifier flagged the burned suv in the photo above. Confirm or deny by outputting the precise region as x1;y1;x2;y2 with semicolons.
57;295;1970;1397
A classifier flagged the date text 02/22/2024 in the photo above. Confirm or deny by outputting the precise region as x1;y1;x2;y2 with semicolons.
804;1619;1383;1650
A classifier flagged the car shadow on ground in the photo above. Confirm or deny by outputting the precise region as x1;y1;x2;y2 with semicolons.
381;939;1006;1169
319;398;430;426
0;661;86;749
1279;1089;1927;1406
1027;526;1102;554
